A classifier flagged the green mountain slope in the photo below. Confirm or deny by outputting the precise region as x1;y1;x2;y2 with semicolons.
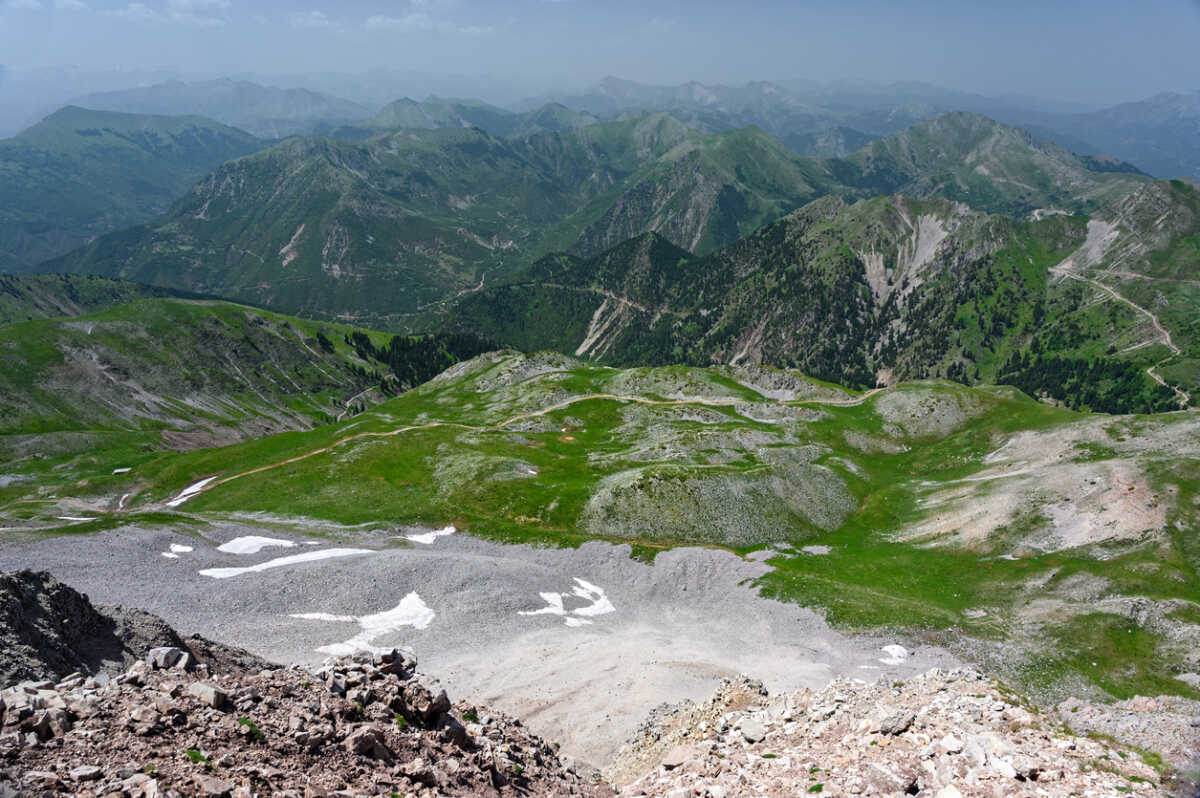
8;351;1198;703
0;274;202;326
452;182;1198;414
0;299;384;448
0;106;263;271
0;292;493;463
331;97;599;141
43;113;1147;329
44;114;813;325
72;78;370;139
829;112;1147;216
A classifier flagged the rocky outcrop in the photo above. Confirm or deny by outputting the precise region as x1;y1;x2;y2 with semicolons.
611;670;1188;797
0;571;611;797
0;571;269;686
0;647;613;797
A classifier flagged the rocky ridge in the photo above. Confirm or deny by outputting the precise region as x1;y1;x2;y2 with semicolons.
0;571;270;687
610;670;1193;797
0;571;611;797
0;646;613;797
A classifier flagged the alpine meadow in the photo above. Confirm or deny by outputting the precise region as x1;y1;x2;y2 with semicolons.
2;2;1200;796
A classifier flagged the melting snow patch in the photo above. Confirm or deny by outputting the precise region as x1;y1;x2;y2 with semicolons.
291;592;434;656
166;476;218;508
56;517;94;522
112;467;131;475
879;645;909;666
198;548;374;579
169;544;193;554
519;578;615;626
217;536;296;555
801;545;832;555
404;525;456;545
161;553;179;559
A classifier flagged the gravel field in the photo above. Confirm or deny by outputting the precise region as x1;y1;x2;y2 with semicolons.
0;522;958;766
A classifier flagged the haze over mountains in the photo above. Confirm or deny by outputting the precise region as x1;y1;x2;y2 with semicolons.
5;5;1200;790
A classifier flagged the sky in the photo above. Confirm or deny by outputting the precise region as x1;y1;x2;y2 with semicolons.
0;0;1199;107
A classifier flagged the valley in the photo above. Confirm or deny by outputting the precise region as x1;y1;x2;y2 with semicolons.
3;353;1198;717
2;44;1200;795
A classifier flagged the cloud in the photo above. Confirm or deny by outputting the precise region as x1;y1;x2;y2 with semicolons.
106;0;228;25
289;9;336;28
6;0;44;9
365;11;492;35
54;0;86;8
107;2;162;22
166;0;229;26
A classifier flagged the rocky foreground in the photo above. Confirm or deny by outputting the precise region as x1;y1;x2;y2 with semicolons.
1;570;1197;797
0;571;612;797
0;646;614;797
610;672;1192;797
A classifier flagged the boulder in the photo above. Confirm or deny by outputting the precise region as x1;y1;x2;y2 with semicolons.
343;724;390;759
187;682;228;709
879;710;915;736
740;718;766;743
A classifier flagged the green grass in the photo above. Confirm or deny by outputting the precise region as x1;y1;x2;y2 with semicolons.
5;351;1198;704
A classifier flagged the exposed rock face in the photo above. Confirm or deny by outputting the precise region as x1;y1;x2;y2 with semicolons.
0;571;270;686
0;571;612;797
611;670;1189;797
0;646;613;797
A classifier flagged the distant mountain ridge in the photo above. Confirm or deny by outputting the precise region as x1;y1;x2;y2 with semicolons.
0;106;263;271
523;77;1200;181
71;78;370;139
329;97;600;141
450;179;1200;415
42;112;1147;329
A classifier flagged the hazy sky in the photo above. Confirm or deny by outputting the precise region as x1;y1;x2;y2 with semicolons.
1;0;1199;105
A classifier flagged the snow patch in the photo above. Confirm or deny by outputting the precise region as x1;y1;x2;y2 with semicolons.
166;477;217;508
291;592;435;656
879;644;909;665
169;544;193;554
404;525;456;545
198;548;374;579
217;536;296;555
519;578;615;626
112;467;131;475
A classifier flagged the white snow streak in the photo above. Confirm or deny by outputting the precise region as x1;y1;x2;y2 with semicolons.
291;592;435;656
217;536;296;555
198;549;374;579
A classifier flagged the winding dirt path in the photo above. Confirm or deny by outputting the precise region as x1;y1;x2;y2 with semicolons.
152;387;883;510
1051;266;1191;407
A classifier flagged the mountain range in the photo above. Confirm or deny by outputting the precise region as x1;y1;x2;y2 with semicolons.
450;179;1198;414
524;77;1200;182
0;106;263;272
69;78;371;139
42;112;1146;329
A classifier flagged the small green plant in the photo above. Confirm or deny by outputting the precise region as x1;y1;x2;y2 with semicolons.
301;680;312;688
394;713;408;729
462;710;479;723
352;700;365;719
1139;749;1165;772
144;765;156;774
808;785;824;794
185;749;208;764
513;764;524;776
761;753;777;759
237;717;266;743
